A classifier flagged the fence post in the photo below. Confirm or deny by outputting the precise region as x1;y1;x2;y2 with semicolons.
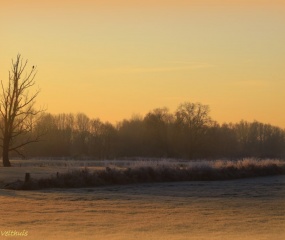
25;173;30;182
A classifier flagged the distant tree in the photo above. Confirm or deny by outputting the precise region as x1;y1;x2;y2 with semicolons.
203;123;238;158
0;54;43;166
233;120;285;158
174;102;213;158
72;113;90;157
143;107;173;157
117;116;145;157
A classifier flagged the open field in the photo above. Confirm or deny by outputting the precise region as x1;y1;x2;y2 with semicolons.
0;176;284;240
0;159;284;240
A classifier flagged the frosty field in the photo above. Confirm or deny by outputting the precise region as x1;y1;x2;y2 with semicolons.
0;159;284;240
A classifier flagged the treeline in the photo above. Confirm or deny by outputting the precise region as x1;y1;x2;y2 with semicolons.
12;102;285;160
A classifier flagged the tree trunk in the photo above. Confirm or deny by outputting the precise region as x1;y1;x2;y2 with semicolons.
2;137;11;167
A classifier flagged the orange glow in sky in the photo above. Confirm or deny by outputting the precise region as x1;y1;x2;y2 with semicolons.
1;0;284;127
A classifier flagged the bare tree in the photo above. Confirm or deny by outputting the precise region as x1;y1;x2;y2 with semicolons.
175;102;213;158
0;54;43;167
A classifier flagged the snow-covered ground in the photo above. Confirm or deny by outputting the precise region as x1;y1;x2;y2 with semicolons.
0;159;284;240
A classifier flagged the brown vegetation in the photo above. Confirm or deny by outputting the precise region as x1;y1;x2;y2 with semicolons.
4;159;284;190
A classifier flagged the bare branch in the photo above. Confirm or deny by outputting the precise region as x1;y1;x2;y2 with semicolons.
9;135;42;152
11;148;26;159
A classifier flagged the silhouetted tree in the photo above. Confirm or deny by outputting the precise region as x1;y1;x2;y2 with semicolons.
233;121;285;158
117;116;145;157
0;54;43;166
174;102;213;158
143;107;173;157
71;113;90;157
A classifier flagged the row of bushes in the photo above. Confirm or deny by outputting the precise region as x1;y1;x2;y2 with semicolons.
9;159;285;190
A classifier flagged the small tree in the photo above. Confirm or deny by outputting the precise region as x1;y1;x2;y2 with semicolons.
0;54;43;167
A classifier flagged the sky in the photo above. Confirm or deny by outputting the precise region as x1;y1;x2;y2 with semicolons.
1;0;285;127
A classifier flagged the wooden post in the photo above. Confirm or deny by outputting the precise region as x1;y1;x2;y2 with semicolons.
25;173;30;182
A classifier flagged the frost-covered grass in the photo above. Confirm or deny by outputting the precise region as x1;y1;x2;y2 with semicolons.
1;176;284;240
7;157;285;169
7;158;282;190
